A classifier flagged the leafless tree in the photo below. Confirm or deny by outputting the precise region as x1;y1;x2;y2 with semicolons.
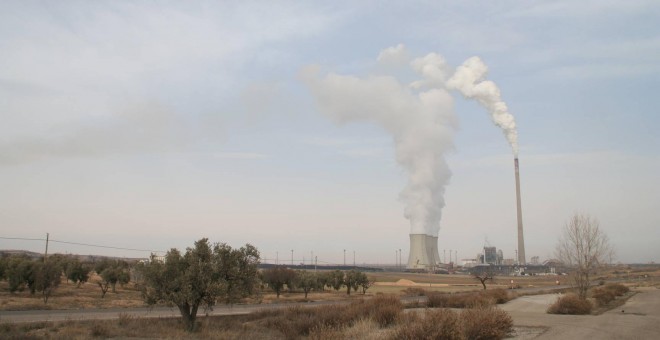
474;272;494;290
556;213;614;299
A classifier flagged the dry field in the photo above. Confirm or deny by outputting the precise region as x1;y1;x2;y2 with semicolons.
0;273;145;311
0;294;514;340
2;267;657;312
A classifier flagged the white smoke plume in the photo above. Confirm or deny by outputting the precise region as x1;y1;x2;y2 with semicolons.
447;57;519;156
301;46;457;237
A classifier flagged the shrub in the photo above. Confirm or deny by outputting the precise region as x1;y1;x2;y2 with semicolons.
367;294;403;326
591;288;615;306
603;283;629;296
483;288;514;304
547;294;592;315
90;323;110;338
263;295;404;338
392;309;461;340
426;292;494;308
117;312;135;326
460;306;513;340
403;287;426;296
308;324;343;340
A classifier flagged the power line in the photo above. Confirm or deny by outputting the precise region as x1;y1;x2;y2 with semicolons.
0;236;165;254
0;236;45;242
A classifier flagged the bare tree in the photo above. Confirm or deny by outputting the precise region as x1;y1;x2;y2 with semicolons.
555;213;614;299
474;272;494;290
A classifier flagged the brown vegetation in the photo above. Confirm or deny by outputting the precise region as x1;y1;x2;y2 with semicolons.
2;293;516;339
590;283;630;307
393;309;461;340
460;307;514;340
547;293;592;315
426;288;515;308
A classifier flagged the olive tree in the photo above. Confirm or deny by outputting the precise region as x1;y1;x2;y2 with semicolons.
556;213;614;299
262;266;296;298
66;258;91;287
34;261;62;303
6;256;36;293
357;272;373;294
295;270;320;299
344;270;362;295
327;270;344;291
95;259;130;297
140;238;260;332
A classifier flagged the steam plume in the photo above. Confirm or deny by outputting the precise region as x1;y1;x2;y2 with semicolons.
303;47;517;238
447;57;519;155
301;48;456;237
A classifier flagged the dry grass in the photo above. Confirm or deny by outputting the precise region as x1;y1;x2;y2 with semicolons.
547;294;592;315
1;293;516;339
0;274;145;311
460;306;514;340
393;309;461;340
426;288;515;308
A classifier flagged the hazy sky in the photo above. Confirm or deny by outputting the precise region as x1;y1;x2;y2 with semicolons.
1;1;658;264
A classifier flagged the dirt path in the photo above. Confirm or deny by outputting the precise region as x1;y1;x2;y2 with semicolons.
502;288;660;339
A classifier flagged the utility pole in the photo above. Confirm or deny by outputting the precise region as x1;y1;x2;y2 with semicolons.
443;249;446;263
399;248;402;269
44;233;49;263
343;249;346;266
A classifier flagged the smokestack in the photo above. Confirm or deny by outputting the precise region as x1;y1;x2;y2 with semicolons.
514;157;526;265
407;234;430;269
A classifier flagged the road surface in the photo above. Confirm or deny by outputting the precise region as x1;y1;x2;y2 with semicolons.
501;287;660;339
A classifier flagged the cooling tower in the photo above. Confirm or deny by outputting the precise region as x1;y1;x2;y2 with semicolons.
514;157;526;265
432;236;441;264
425;236;436;265
407;234;430;269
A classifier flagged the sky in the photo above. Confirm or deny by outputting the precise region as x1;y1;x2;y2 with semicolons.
1;1;658;265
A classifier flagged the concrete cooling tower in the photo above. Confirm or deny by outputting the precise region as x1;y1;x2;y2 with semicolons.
407;234;439;269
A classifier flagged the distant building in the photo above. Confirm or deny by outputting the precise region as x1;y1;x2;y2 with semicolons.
531;256;540;265
484;247;498;264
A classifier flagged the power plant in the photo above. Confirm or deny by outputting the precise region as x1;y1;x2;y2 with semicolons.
407;234;440;269
514;157;526;265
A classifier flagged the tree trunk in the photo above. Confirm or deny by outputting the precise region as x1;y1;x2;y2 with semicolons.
178;303;197;332
346;284;351;295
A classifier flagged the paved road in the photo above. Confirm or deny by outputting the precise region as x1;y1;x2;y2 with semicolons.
501;287;660;339
0;296;430;324
8;284;654;340
0;286;566;324
0;300;333;324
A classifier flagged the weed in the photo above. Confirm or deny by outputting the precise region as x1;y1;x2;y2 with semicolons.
391;309;461;340
90;322;111;338
460;306;513;340
547;294;592;315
